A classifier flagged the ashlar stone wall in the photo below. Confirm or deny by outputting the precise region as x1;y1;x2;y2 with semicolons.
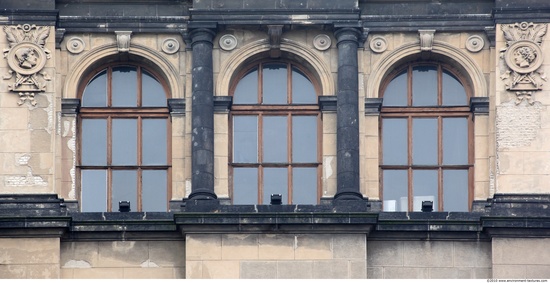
0;238;60;278
367;240;492;279
60;240;185;279
186;233;366;279
492;238;550;278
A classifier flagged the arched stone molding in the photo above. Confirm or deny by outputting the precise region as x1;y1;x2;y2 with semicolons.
367;41;487;99
216;38;335;97
62;43;181;99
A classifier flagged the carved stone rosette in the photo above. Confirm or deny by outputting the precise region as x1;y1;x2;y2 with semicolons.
500;22;548;105
3;24;52;106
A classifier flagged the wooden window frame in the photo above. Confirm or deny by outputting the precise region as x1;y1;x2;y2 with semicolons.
379;62;474;212
229;60;322;204
78;64;172;212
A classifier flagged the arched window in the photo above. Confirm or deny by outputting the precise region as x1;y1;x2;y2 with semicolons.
380;63;472;212
230;61;321;205
79;64;170;212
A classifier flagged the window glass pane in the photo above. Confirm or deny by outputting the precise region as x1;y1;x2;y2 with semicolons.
263;168;288;204
82;119;107;165
383;70;407;106
233;67;258;104
292;116;317;163
412;118;438;165
292;67;316;104
443;118;468;165
292;168;317;204
112;119;138;165
142;70;167;107
412;66;438;106
142;170;167;211
382;118;408;165
112;66;138;107
383;170;408;212
443;170;468;212
233;168;258;204
82;70;107;107
263;63;287;104
442;70;467;106
112;170;138;212
263;116;287;163
233;116;258;163
81;170;107;212
413;170;438;212
142;119;167;165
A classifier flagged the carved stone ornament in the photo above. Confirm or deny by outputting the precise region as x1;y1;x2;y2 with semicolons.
67;37;85;54
369;36;388;53
162;38;180;54
115;31;132;53
466;35;484;53
219;34;237;51
419;30;435;52
3;24;52;106
313;34;331;51
500;22;548;105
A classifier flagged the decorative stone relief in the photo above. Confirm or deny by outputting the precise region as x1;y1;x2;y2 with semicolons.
115;31;132;52
466;35;484;53
369;36;387;53
419;29;435;51
313;34;331;51
219;34;237;51
67;37;85;54
3;24;52;106
161;38;180;54
500;22;547;105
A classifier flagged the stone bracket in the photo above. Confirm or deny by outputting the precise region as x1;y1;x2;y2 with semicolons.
365;98;383;115
168;98;186;115
115;31;132;53
419;29;436;51
268;25;284;58
470;97;489;115
213;96;233;113
319;95;337;112
61;98;81;115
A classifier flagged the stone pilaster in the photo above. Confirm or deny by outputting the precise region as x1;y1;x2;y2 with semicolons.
334;28;364;202
187;27;218;203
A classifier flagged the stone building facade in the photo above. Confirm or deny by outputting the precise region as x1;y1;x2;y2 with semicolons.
1;0;549;279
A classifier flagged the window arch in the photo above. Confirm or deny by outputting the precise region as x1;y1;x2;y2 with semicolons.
230;60;321;205
79;64;171;212
380;62;473;212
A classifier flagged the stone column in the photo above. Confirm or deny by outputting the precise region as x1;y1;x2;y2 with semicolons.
334;28;363;201
188;28;218;202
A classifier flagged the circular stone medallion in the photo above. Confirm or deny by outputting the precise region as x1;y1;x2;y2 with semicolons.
313;34;331;51
67;37;85;54
505;40;544;74
162;38;180;54
7;42;47;76
219;34;238;51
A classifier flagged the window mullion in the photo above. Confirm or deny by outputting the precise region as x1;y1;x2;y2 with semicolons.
288;113;292;204
137;66;142;107
258;114;263;204
287;63;292;104
407;115;413;211
258;63;263;104
137;117;143;211
438;115;443;211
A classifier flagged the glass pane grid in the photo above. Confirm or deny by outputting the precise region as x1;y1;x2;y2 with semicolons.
79;64;170;212
230;61;320;205
381;63;471;212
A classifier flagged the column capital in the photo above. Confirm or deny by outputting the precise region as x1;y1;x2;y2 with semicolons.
334;27;363;47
